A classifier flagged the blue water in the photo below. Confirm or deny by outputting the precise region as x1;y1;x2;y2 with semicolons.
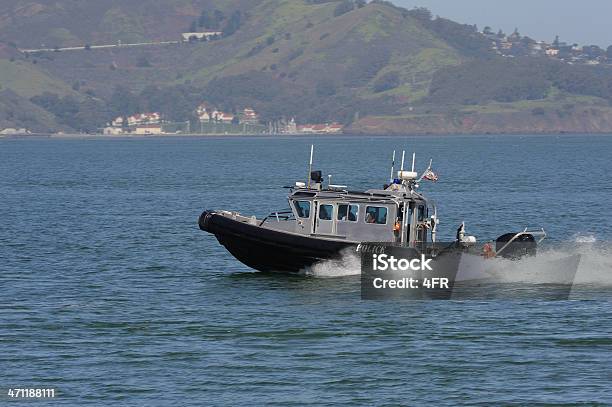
1;135;612;405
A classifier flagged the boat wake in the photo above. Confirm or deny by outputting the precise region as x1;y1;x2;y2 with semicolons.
305;237;612;286
558;238;612;286
303;249;362;278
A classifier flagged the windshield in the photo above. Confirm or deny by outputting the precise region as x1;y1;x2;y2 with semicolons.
294;201;311;218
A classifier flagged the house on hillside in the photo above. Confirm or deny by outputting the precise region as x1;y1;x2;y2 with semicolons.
546;48;560;57
241;108;259;124
111;117;124;127
108;113;163;134
196;104;237;124
127;112;161;126
181;32;223;42
196;104;211;122
111;113;161;128
214;111;235;123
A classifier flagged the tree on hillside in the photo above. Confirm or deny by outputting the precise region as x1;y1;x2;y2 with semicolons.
373;71;401;93
316;79;337;97
109;87;141;118
408;7;432;21
607;45;612;60
214;10;225;25
30;92;107;132
223;11;244;37
423;17;493;58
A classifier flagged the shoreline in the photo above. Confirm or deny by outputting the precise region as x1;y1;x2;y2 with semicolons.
3;132;612;140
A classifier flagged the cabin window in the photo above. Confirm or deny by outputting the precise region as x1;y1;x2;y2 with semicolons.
365;206;388;225
294;201;311;218
319;204;333;221
338;204;358;222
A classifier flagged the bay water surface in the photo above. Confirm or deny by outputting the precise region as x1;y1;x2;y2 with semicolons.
1;135;612;405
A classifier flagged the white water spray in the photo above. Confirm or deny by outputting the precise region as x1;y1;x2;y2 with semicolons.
303;237;612;285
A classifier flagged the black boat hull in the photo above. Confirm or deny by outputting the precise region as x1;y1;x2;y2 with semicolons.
199;211;354;273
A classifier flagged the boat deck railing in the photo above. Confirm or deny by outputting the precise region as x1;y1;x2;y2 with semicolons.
259;210;295;226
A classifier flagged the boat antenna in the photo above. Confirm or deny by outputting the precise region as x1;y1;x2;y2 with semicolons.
400;151;406;171
307;144;314;189
389;150;396;183
411;152;416;173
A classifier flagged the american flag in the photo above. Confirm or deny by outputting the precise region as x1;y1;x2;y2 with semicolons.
423;169;439;182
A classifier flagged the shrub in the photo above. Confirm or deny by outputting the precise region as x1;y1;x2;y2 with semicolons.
316;79;337;97
373;72;401;93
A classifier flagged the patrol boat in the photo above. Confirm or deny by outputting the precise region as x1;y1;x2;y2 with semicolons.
199;147;550;274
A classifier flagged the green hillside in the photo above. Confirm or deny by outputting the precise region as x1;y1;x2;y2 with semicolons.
0;0;258;48
0;89;64;132
16;0;469;126
1;0;612;134
0;58;76;98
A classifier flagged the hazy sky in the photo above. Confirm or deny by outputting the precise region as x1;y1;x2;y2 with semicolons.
395;0;612;47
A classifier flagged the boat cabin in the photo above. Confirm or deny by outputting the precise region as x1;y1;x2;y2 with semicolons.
285;181;433;248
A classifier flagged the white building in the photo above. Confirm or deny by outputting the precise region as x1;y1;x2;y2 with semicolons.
127;112;161;126
285;118;297;134
197;104;211;122
103;127;124;135
242;108;259;124
0;128;29;135
546;48;560;57
133;124;163;135
214;111;235;123
181;32;223;42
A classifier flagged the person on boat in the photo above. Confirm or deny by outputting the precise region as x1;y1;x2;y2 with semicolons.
366;213;376;224
483;242;496;259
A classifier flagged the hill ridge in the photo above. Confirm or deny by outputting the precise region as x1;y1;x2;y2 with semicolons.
2;0;612;134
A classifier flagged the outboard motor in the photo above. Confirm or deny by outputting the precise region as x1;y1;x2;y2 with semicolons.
496;233;537;260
